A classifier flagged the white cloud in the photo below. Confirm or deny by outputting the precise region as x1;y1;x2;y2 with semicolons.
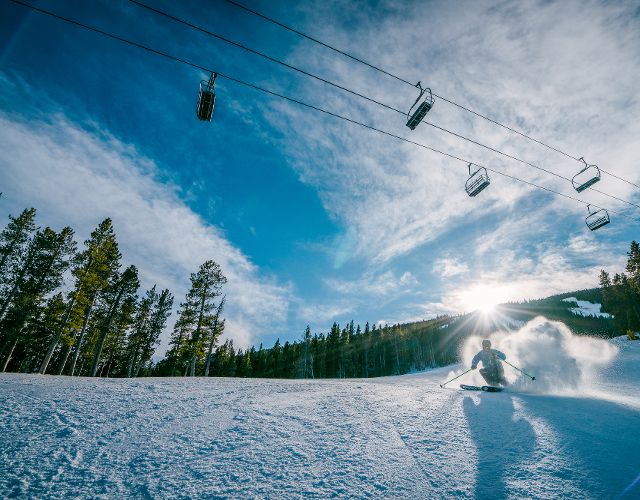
0;111;291;352
294;302;354;332
418;301;456;318
399;271;418;285
433;258;469;278
290;269;421;330
324;269;418;296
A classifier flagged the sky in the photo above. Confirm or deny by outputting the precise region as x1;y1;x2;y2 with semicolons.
0;0;639;354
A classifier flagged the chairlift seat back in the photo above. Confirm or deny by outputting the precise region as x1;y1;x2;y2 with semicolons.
572;164;601;193
197;87;216;121
406;100;433;130
585;209;610;231
406;87;434;130
465;168;490;197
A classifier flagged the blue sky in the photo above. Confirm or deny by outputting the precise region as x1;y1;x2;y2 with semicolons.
1;0;639;353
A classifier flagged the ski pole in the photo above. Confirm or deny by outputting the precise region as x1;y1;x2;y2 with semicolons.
504;360;536;380
440;368;473;388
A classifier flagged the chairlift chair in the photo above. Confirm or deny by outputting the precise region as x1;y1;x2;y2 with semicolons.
585;204;610;231
197;72;217;121
572;157;601;192
406;82;434;130
465;163;491;197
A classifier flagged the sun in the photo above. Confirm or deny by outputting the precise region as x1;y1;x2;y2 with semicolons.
459;284;511;314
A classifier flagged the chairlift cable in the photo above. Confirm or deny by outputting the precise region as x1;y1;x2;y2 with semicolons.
222;0;640;191
422;120;640;211
127;0;401;116
222;0;416;87
125;0;640;212
7;0;639;226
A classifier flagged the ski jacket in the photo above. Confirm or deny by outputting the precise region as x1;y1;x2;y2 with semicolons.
471;349;506;370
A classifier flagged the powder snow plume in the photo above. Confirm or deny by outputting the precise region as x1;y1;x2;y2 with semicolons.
458;316;619;393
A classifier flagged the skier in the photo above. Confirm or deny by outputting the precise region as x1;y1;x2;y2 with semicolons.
471;339;507;386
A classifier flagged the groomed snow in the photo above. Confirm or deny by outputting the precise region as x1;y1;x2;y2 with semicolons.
562;297;612;318
1;319;639;499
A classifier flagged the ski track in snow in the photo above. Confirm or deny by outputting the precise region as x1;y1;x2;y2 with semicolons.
1;337;640;499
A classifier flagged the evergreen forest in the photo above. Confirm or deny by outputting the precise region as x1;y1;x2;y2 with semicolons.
0;207;224;377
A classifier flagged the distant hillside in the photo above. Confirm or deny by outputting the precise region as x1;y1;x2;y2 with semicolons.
492;287;618;338
154;288;621;379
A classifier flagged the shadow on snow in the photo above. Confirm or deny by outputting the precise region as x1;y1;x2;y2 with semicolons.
464;392;640;499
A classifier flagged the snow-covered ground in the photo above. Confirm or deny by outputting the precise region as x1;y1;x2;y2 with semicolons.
1;320;639;499
562;297;612;318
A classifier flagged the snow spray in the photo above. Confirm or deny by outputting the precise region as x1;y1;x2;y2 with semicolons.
459;316;619;393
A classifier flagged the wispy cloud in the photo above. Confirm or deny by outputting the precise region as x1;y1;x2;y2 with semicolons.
257;0;640;267
294;302;354;332
433;258;469;278
324;269;418;296
437;212;629;311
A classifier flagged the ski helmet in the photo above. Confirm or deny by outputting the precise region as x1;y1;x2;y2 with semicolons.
482;339;491;348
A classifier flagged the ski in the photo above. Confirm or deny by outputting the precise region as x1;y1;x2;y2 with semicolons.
460;384;504;392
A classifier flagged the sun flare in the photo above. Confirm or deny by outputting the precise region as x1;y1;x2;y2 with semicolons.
459;284;511;314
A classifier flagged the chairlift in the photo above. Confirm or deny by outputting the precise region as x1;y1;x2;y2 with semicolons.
465;163;491;197
406;82;434;130
196;72;217;121
585;204;610;231
572;157;601;192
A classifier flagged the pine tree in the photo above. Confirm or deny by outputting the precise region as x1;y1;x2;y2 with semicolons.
89;265;139;376
313;333;325;378
66;219;122;376
325;322;340;377
251;343;266;377
600;241;640;333
137;288;173;376
125;288;155;377
0;207;37;358
0;208;37;290
269;338;282;377
300;325;313;379
0;227;40;323
100;292;136;377
241;349;252;377
0;227;75;371
184;261;226;376
166;302;195;376
127;287;173;378
20;293;66;372
625;241;640;326
210;339;235;376
363;322;371;377
204;297;225;377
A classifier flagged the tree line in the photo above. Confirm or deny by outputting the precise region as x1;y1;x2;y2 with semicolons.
0;208;227;377
600;240;640;334
153;315;471;379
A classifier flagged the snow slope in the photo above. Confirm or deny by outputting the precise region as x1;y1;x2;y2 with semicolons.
1;321;640;499
562;297;612;318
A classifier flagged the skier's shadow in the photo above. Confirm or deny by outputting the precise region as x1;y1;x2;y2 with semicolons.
463;394;536;499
